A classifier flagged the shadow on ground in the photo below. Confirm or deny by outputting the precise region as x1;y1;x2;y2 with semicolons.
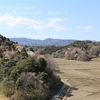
55;70;64;74
67;87;78;97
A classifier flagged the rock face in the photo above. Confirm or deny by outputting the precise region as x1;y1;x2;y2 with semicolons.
27;51;35;57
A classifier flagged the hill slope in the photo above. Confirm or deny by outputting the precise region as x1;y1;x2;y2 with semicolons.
42;40;100;61
0;34;61;100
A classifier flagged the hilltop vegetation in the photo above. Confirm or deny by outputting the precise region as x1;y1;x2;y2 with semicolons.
41;40;100;61
10;36;100;61
40;46;63;54
0;34;61;100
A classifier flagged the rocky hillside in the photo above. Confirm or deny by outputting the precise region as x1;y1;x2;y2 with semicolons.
10;38;75;46
0;34;61;100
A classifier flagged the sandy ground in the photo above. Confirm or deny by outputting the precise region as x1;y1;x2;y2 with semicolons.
54;58;100;100
0;92;9;100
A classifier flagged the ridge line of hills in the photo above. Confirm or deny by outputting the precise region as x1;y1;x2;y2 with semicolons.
10;38;76;46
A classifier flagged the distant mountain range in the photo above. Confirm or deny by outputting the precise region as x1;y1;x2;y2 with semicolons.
10;38;75;46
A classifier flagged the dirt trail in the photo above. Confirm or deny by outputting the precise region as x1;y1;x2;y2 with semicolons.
0;92;9;100
54;58;100;100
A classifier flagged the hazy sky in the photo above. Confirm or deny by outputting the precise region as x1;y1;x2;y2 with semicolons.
0;0;100;40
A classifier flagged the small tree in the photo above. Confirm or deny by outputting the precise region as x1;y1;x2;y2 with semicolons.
37;58;47;72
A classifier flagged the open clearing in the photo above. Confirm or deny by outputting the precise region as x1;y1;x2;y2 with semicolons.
54;58;100;100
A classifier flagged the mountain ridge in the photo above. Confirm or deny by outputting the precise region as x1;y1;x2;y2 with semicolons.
10;38;75;46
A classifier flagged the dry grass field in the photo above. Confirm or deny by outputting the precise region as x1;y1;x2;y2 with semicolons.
54;58;100;100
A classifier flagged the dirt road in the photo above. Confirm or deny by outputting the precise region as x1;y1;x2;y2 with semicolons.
54;58;100;100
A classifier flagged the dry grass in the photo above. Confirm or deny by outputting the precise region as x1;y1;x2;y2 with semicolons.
0;83;9;100
54;58;100;100
0;92;9;100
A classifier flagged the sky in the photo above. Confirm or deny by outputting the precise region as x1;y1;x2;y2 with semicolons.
0;0;100;40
